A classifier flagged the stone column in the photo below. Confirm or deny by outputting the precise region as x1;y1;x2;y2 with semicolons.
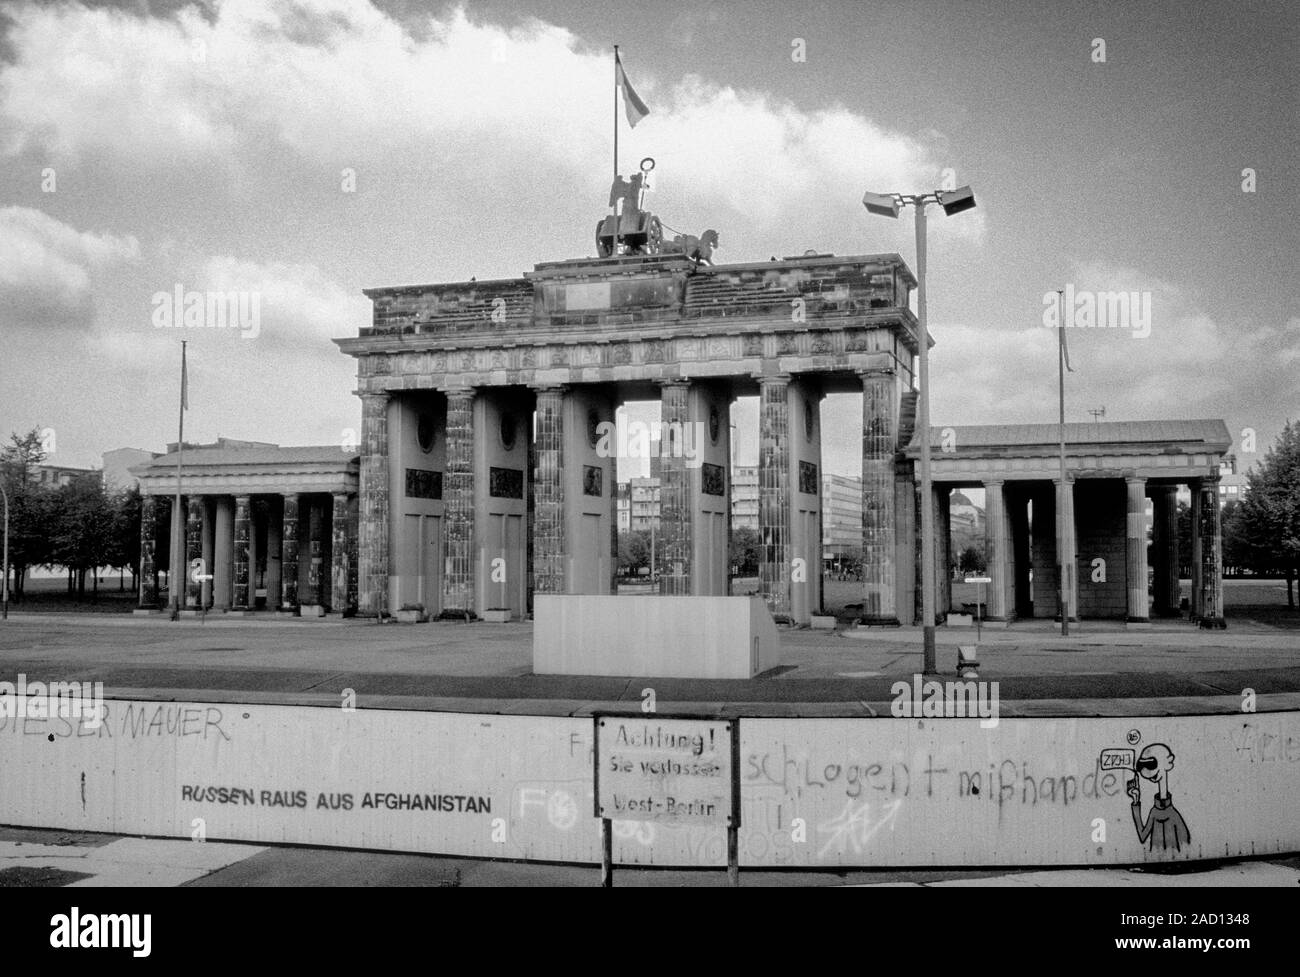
1125;476;1149;622
185;496;203;608
1149;486;1178;615
658;381;692;596
860;369;899;624
232;494;251;610
984;480;1009;620
758;375;791;620
307;499;324;606
200;500;214;608
786;379;821;624
265;498;282;610
532;386;565;595
1197;477;1226;628
138;495;158;608
166;497;184;608
442;389;476;615
1190;481;1201;620
347;494;359;615
358;391;391;616
330;492;350;613
280;494;299;610
1054;477;1078;621
213;497;234;610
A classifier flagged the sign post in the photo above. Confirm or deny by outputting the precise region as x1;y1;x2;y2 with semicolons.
967;575;991;640
594;714;738;887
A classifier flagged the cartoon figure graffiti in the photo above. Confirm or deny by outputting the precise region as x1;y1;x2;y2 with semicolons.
1127;743;1191;852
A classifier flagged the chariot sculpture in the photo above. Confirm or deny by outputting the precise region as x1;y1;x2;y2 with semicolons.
595;157;719;265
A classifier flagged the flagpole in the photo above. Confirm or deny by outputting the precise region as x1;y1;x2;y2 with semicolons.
613;45;619;181
172;340;186;617
1057;289;1069;636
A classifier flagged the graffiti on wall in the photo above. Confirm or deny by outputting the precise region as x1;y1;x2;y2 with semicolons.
2;704;1298;868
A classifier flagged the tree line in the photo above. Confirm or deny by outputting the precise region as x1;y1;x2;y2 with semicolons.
1;429;143;600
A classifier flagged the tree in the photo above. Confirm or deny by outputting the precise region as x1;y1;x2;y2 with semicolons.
618;530;652;574
1;428;52;600
108;486;143;590
51;475;116;597
729;527;761;576
958;544;986;574
0;428;47;489
1235;420;1300;608
1221;499;1250;577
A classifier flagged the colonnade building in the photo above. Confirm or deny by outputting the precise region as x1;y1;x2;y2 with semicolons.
133;443;359;614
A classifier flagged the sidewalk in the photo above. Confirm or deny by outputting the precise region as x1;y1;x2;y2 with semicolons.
2;826;1296;888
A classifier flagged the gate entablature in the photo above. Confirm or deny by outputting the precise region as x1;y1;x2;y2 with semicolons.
339;251;920;393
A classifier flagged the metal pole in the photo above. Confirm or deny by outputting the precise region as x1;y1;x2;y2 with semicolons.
1;483;9;621
172;341;186;617
600;818;613;887
1057;290;1069;637
915;202;937;673
613;45;619;182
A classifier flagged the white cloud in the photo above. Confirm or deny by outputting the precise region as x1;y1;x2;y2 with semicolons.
194;255;370;348
0;206;140;329
0;1;981;258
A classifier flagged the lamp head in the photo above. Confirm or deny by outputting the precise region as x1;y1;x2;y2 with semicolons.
861;190;901;218
937;185;977;216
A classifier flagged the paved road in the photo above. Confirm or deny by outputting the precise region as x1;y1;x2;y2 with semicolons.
1;613;1297;716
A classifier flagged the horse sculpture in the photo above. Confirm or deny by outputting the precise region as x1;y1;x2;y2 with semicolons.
665;229;719;265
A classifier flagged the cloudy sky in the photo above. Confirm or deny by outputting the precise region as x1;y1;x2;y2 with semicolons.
1;0;1295;478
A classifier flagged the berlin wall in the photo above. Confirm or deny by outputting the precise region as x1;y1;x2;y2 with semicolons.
1;700;1296;868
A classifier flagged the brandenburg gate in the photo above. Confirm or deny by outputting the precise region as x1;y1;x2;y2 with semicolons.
336;243;921;626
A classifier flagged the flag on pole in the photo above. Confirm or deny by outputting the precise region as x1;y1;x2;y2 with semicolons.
181;343;189;410
1056;291;1074;372
615;50;649;127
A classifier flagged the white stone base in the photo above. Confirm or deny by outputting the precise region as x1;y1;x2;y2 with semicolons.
395;608;427;623
534;595;781;678
299;605;326;618
809;614;837;630
482;608;513;623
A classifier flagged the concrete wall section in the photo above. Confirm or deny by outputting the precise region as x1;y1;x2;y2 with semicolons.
3;704;1295;869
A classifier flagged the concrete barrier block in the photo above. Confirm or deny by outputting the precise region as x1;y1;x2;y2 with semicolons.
534;595;781;678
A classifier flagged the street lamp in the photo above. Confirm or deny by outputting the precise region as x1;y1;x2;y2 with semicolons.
863;184;977;674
